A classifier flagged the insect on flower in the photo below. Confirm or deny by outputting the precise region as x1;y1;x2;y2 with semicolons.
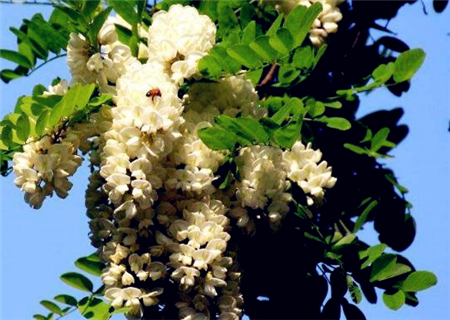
146;88;162;102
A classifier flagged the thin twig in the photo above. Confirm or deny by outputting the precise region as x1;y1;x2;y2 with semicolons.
0;0;60;5
258;63;278;87
27;54;67;77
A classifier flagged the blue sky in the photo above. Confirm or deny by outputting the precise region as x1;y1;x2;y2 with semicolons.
0;2;449;320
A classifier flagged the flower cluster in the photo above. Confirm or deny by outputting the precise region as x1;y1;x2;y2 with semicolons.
269;0;345;46
67;16;139;93
148;4;216;84
12;3;339;319
12;122;95;209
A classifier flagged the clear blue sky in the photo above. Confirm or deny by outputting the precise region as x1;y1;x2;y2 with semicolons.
0;2;449;320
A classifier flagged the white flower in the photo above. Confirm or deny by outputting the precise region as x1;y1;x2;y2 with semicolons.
42;79;69;96
183;75;264;118
105;287;142;317
141;288;163;306
148;4;216;83
172;266;200;288
283;141;337;205
265;0;344;46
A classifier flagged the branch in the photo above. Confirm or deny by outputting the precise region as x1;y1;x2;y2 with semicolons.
258;63;278;87
27;54;67;77
0;0;62;5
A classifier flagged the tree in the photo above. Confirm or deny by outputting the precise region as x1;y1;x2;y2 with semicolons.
0;0;446;319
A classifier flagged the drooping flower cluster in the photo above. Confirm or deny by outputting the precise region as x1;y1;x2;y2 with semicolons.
269;0;345;46
11;3;339;319
67;16;139;93
12;122;95;209
147;4;217;84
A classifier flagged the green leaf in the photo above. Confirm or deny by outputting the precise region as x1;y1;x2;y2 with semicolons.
353;200;378;233
307;100;325;118
383;290;405;311
16;114;31;142
370;128;390;152
33;84;47;96
323;101;342;109
292;46;314;69
284;5;308;46
271;102;292;125
28;15;67;54
223;31;241;48
115;24;132;45
241;21;256;45
218;3;240;38
60;272;94;292
75;257;104;277
198;127;236;151
393;48;425;83
239;2;257;29
277;66;300;86
234;117;269;144
246;68;263;86
199;0;218;21
198;55;222;79
67;84;96;111
88;94;113;108
35;110;50;136
40;300;64;316
332;234;356;250
1;125;13;148
370;254;397;282
273;122;301;149
316;116;351;130
54;294;78;306
344;143;368;155
78;296;111;320
108;0;139;25
33;315;47;320
314;43;327;67
291;2;323;47
404;292;419;307
1;69;24;83
0;49;33;69
48;99;66;127
269;28;294;55
85;252;102;262
266;14;283;37
372;62;395;84
82;0;101;17
402;271;438;292
215;115;266;144
360;243;387;269
88;7;113;45
112;307;133;315
249;36;278;62
212;46;242;73
387;263;413;280
347;276;362;304
227;45;262;69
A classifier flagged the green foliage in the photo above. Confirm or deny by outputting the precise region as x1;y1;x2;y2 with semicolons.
383;290;406;311
34;252;112;320
402;271;438;292
60;272;94;292
1;13;69;83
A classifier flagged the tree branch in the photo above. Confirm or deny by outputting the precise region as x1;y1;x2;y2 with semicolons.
0;0;62;5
